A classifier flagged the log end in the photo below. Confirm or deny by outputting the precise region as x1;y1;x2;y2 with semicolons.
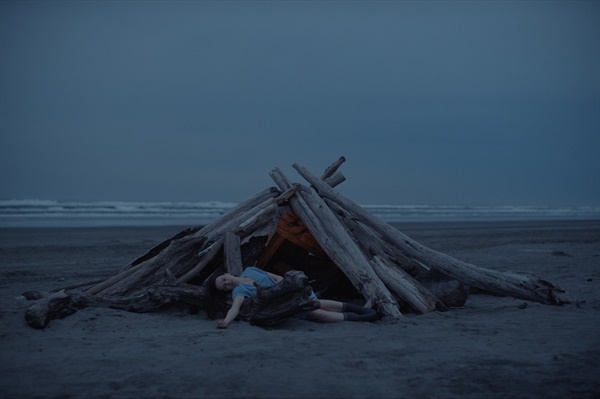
24;291;78;329
543;285;572;306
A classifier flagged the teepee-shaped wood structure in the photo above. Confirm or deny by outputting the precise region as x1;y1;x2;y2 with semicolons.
25;157;569;328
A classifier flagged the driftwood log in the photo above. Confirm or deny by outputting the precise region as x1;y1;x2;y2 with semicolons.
24;156;570;329
293;162;568;305
25;283;211;329
240;270;320;326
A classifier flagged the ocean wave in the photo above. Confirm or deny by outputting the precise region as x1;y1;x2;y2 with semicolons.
0;199;598;227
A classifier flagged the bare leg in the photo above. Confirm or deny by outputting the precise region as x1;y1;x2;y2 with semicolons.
319;300;375;315
306;309;345;322
318;299;344;312
308;299;378;322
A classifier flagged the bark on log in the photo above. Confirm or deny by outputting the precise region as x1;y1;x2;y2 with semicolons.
202;196;279;243
231;202;279;238
292;163;569;305
120;187;279;273
326;199;428;275
84;253;166;295
254;162;343;267
327;197;443;312
240;214;278;247
128;226;202;270
324;171;345;188
85;194;280;298
325;199;449;312
95;237;207;297
73;284;210;313
297;186;402;316
270;168;402;318
25;290;78;329
178;237;225;283
25;284;211;329
370;255;447;312
320;156;346;180
239;270;320;326
50;278;108;293
224;232;243;276
191;187;280;239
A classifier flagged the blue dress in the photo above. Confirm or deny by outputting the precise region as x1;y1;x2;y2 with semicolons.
231;267;317;300
231;267;277;299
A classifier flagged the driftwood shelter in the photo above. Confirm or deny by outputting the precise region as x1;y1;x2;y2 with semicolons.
25;157;570;329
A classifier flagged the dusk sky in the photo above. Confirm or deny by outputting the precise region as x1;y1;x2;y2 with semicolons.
1;0;598;207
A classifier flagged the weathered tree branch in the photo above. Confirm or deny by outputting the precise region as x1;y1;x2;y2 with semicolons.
270;168;401;317
292;162;569;305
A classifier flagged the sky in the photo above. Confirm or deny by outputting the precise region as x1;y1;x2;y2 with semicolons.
1;0;598;207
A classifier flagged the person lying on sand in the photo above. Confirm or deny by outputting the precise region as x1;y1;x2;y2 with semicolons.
210;266;377;328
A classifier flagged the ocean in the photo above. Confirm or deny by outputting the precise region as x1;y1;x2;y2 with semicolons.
1;199;598;228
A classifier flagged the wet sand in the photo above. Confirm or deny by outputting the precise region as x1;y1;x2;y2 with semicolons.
1;220;599;398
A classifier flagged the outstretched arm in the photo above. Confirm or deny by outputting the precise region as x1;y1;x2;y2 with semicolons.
217;295;245;329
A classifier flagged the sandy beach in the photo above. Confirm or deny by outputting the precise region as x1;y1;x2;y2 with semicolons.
1;220;599;398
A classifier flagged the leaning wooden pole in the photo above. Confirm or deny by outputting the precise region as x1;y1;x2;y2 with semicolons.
270;168;402;318
292;163;569;305
190;187;281;240
224;232;244;276
85;192;281;298
330;203;444;313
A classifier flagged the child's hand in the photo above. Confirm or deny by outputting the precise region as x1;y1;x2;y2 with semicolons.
217;320;229;329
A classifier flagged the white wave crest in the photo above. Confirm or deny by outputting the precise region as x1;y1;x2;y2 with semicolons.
0;199;598;227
